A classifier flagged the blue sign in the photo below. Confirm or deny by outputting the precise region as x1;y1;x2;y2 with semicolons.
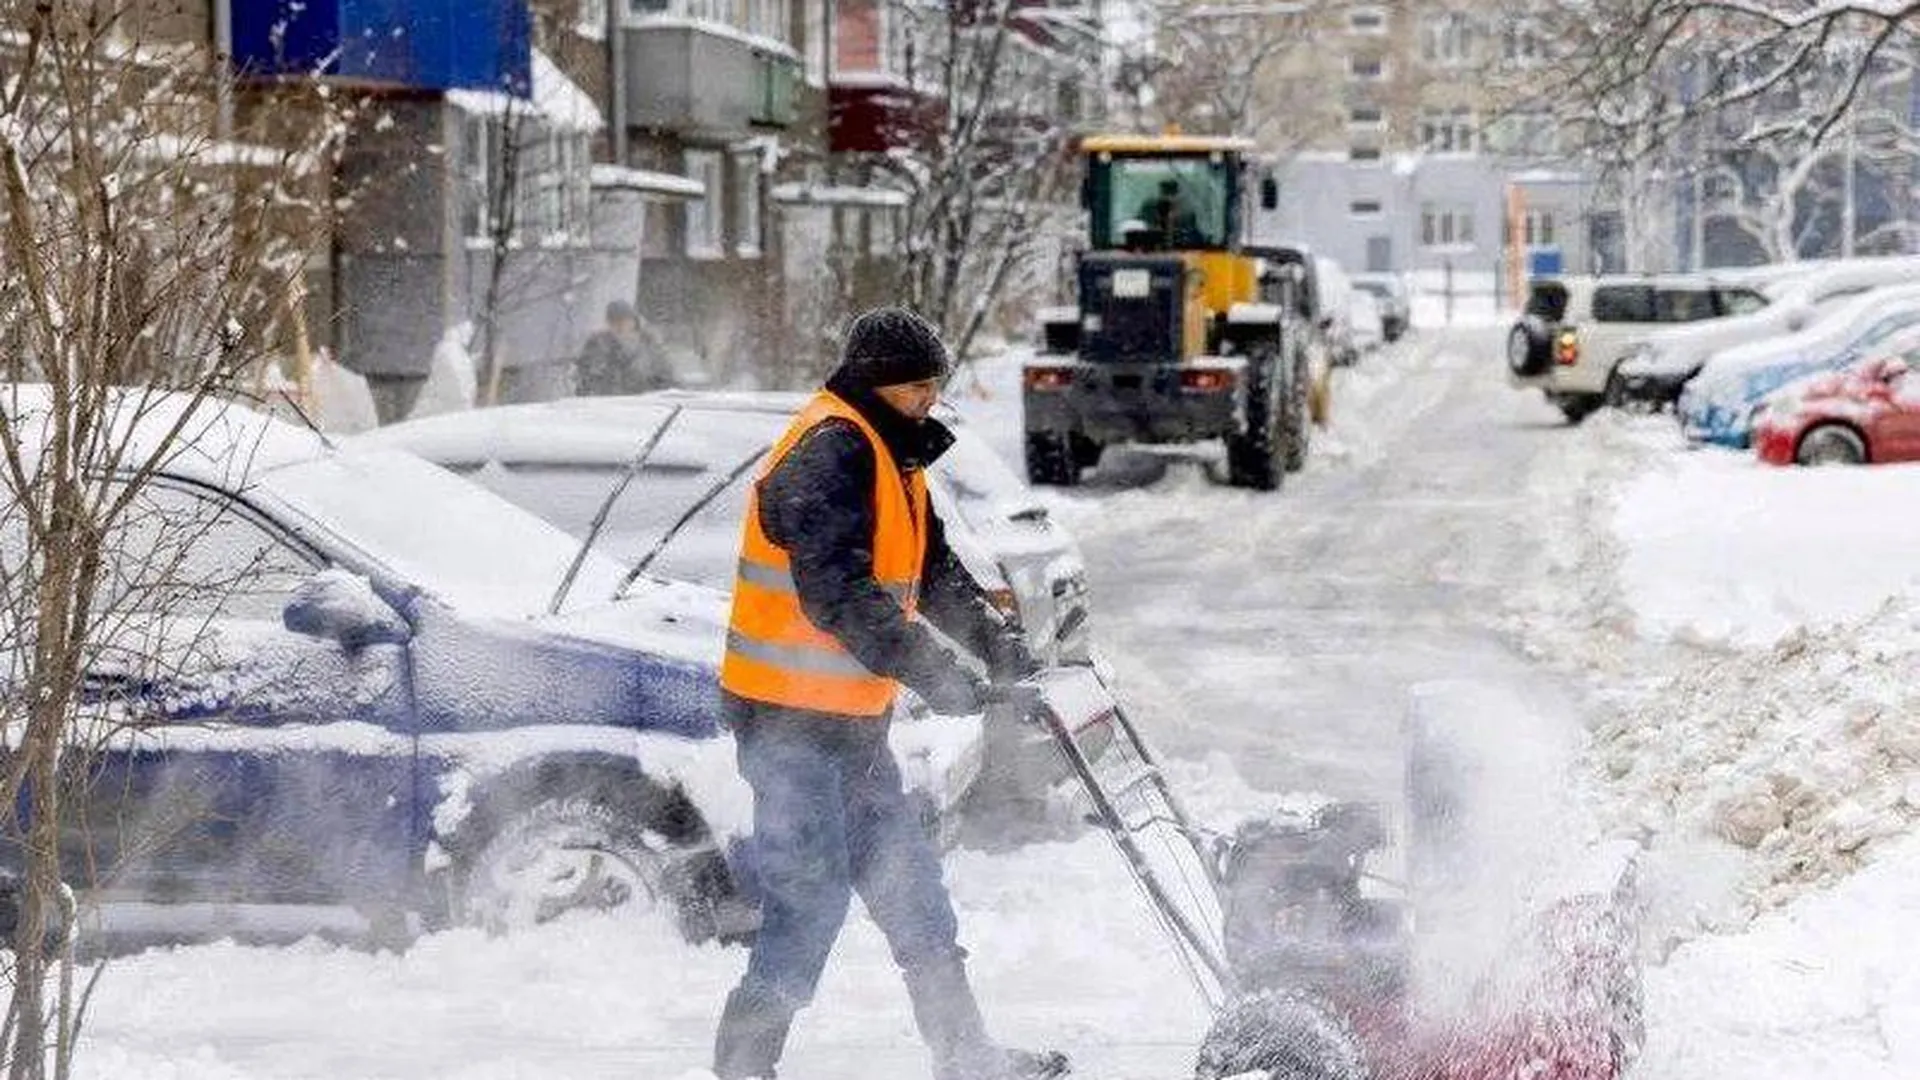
231;0;531;94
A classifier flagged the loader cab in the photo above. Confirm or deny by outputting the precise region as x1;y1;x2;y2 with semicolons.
1081;136;1267;254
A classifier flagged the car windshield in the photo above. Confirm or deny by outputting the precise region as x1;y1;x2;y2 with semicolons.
259;447;628;618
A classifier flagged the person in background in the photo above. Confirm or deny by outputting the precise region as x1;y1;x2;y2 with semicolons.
577;299;674;395
709;306;1068;1080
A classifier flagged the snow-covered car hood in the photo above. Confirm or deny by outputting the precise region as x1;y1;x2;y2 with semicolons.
534;575;730;668
1620;306;1799;377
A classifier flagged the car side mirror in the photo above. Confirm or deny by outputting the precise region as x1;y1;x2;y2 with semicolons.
284;569;412;648
1259;176;1279;211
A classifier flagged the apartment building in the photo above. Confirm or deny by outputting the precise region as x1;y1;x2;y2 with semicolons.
64;0;1093;414
1249;3;1604;278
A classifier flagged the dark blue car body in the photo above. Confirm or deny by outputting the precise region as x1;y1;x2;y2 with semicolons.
13;422;735;947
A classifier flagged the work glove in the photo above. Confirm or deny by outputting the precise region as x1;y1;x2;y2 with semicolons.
915;660;990;717
982;623;1041;684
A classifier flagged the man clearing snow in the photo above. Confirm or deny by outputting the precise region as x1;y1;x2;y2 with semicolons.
710;306;1069;1080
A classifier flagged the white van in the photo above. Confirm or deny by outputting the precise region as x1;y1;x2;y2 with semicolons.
1505;274;1770;423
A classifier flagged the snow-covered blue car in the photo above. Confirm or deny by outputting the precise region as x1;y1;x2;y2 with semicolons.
0;393;913;951
1680;286;1920;448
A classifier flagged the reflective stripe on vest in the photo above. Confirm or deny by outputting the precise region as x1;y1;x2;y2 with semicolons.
718;391;928;717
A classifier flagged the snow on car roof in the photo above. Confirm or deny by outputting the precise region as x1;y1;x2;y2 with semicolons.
357;395;791;470
0;383;331;489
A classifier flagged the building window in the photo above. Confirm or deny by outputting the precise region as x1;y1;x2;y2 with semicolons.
1418;107;1476;153
1420;202;1475;247
1501;16;1545;67
1349;104;1384;127
1350;199;1383;217
1486;110;1556;157
1420;12;1475;67
1348;54;1385;80
733;149;762;256
1348;7;1386;33
1524;210;1556;246
868;207;896;256
1349;145;1382;162
458;114;492;241
804;0;827;83
685;149;725;258
746;0;791;41
458;116;589;246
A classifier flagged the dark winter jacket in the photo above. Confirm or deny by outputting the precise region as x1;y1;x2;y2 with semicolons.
577;329;673;396
741;368;1013;712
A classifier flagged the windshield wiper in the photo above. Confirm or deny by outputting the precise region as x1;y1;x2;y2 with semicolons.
548;405;683;615
614;440;770;599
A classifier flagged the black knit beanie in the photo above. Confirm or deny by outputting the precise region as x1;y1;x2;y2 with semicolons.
836;306;950;388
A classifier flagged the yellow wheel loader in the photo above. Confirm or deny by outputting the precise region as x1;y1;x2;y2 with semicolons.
1024;133;1315;491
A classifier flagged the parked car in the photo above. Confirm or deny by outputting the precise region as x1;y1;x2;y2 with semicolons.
1315;255;1361;367
1612;255;1920;409
354;389;1098;806
1679;285;1920;448
1753;353;1920;466
1506;273;1771;423
1346;289;1386;356
1350;272;1411;341
0;390;854;952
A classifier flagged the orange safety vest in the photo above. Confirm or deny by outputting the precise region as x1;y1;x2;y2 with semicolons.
719;391;928;717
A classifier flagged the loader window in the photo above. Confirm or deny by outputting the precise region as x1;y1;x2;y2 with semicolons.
1089;154;1232;251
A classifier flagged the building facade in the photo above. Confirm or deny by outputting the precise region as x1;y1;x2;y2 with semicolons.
1235;2;1604;281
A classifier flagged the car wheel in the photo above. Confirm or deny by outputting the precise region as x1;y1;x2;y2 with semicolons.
1603;365;1629;409
1795;424;1867;466
437;762;738;942
1554;393;1603;425
1507;319;1552;377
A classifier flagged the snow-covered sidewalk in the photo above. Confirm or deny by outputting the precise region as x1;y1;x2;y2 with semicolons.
1504;408;1920;1079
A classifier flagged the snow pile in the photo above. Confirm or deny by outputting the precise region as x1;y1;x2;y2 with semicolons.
1638;828;1920;1079
1613;452;1920;647
1591;596;1920;912
410;323;479;420
307;349;380;434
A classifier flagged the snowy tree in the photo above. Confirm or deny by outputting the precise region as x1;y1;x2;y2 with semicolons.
863;0;1093;363
1135;0;1340;152
1544;0;1920;265
0;5;349;1075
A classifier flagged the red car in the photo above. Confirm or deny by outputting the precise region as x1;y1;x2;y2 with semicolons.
1754;354;1920;465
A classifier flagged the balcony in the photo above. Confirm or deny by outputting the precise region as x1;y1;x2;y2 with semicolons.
230;0;530;93
622;18;801;138
828;73;944;154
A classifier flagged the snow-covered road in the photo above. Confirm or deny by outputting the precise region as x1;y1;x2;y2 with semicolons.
1044;327;1592;802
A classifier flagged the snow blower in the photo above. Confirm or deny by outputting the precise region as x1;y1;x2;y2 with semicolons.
997;661;1645;1080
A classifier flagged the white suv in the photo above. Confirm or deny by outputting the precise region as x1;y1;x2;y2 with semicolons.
1506;275;1769;423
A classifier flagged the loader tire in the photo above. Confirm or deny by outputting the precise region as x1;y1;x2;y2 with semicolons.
1195;990;1368;1080
1283;347;1311;472
1227;346;1284;491
1025;432;1080;486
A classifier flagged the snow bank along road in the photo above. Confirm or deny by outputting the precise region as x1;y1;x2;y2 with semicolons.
76;327;1662;1080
